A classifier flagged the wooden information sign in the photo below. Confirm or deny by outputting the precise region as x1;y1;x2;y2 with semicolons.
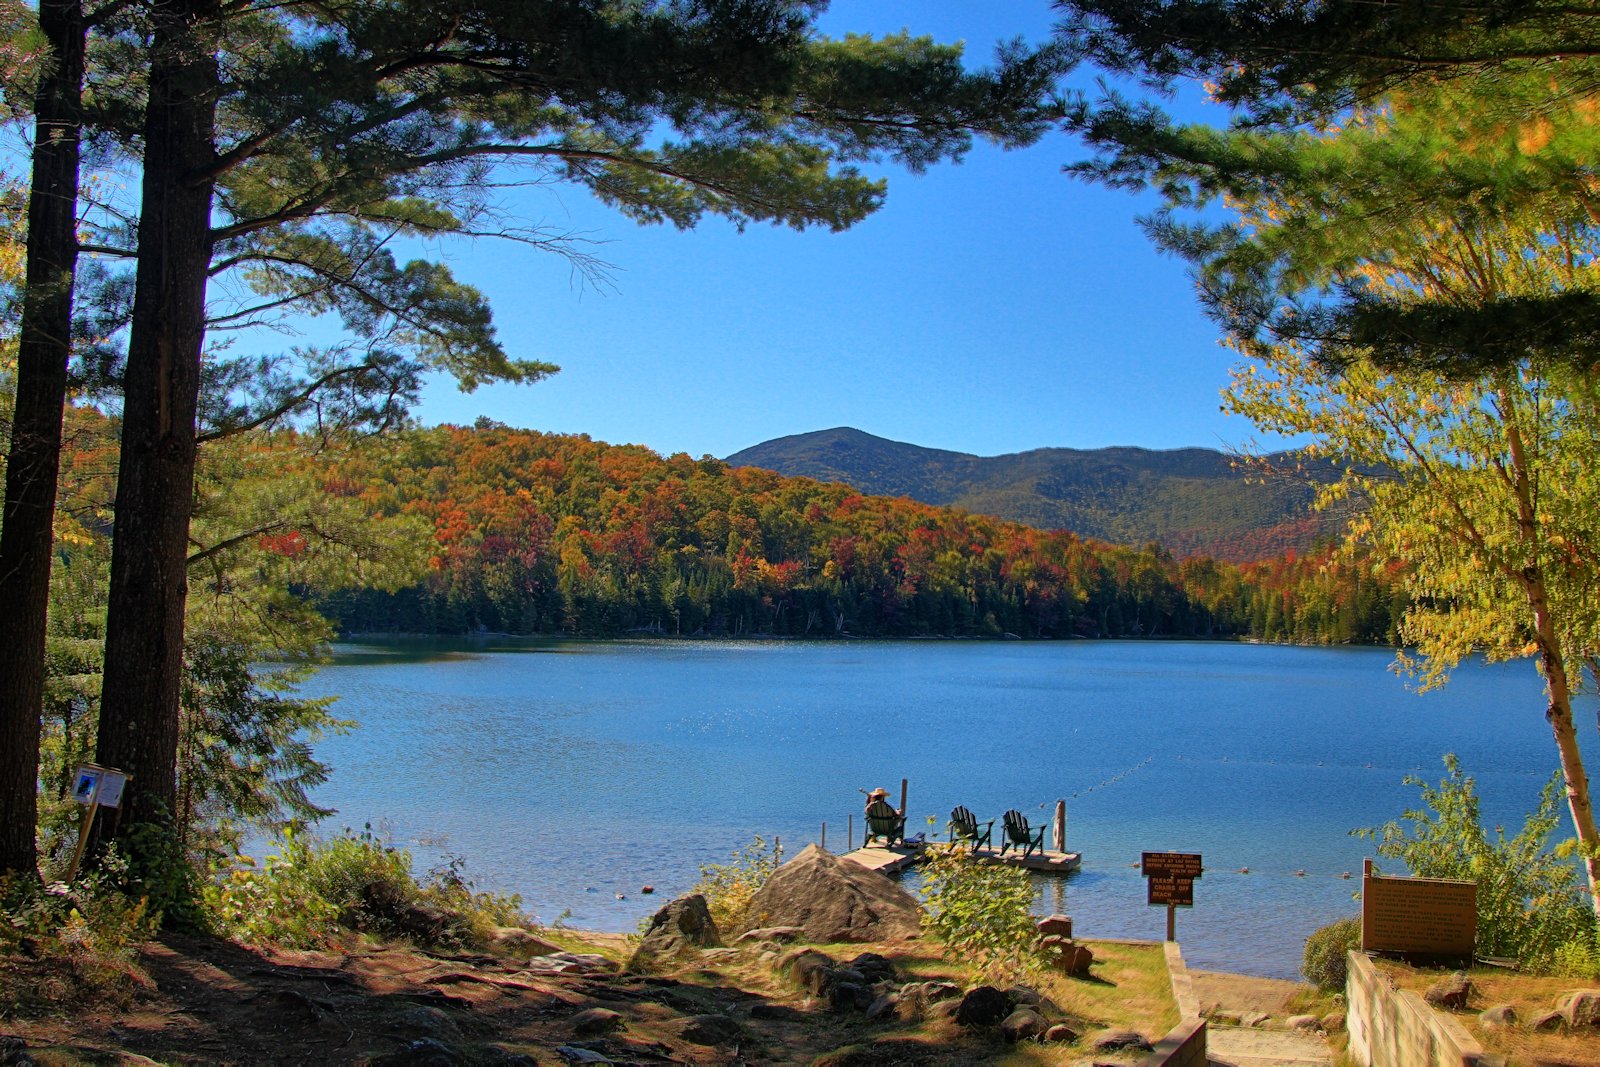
1142;851;1202;940
1142;852;1203;880
1147;874;1195;907
1361;860;1476;957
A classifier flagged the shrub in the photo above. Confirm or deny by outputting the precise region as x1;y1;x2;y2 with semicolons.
917;844;1039;982
0;856;159;1011
1355;754;1600;972
1303;916;1361;991
689;835;782;934
207;826;530;949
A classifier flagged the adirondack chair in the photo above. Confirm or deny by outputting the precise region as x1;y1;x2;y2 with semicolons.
863;799;906;847
1001;809;1047;859
947;805;994;851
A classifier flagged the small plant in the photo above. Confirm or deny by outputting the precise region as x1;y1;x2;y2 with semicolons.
1355;755;1600;972
1303;915;1361;991
690;835;783;933
917;844;1039;982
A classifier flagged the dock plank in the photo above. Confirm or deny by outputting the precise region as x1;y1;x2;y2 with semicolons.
841;845;1081;875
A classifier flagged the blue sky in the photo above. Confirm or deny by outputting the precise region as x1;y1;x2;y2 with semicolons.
410;2;1250;461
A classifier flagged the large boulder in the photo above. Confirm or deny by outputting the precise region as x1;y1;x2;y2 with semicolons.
627;893;721;972
743;844;922;943
1557;989;1600;1028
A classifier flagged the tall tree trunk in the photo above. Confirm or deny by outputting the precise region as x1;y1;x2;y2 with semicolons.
0;0;85;881
94;0;219;881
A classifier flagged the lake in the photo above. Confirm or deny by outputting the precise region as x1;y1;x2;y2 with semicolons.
291;638;1585;980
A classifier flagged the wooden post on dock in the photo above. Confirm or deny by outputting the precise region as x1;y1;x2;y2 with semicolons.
821;822;827;850
1053;800;1066;853
899;778;908;816
848;814;853;851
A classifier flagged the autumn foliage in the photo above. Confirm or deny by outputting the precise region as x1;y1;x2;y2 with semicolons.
316;424;1403;643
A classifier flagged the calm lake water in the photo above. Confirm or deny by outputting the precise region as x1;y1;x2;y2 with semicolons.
292;638;1585;980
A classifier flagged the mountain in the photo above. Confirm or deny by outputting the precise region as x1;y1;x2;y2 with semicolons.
725;427;1342;562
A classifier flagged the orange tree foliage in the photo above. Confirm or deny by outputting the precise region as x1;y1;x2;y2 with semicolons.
317;424;1404;642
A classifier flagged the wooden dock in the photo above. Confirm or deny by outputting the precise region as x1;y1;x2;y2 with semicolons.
842;844;1082;875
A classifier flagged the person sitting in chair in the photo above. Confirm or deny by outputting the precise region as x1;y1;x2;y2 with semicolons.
864;786;896;815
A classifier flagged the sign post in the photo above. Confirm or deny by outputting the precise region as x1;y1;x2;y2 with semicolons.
1142;851;1202;942
66;763;131;882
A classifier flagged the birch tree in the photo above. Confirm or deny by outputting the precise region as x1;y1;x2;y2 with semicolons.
1226;214;1600;916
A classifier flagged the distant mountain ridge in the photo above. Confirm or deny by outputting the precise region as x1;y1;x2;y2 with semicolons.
725;427;1338;562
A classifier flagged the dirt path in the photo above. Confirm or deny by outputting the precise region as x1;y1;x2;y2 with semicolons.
1188;970;1335;1067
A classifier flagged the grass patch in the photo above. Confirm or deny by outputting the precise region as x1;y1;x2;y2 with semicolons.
1038;939;1179;1037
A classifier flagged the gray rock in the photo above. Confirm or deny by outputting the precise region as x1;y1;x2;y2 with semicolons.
743;844;922;943
1036;914;1073;939
1005;984;1060;1018
627;894;721;972
1000;1007;1049;1042
1532;1009;1567;1031
916;980;962;1003
847;952;897;984
1320;1010;1346;1033
1558;989;1600;1028
736;926;805;944
830;980;875;1012
778;947;837;995
487;925;561;958
570;1008;626;1036
1424;971;1472;1010
1241;1011;1271;1029
1042;1023;1079;1044
554;1046;615;1064
368;1038;465;1066
1092;1029;1152;1052
1287;1014;1320;1031
954;986;1013;1028
679;1013;742;1046
865;993;899;1021
1479;1004;1517;1029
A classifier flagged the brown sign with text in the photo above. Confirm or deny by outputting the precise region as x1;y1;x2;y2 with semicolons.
1361;863;1476;957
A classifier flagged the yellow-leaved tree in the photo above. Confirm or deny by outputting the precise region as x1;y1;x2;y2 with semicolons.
1227;213;1600;917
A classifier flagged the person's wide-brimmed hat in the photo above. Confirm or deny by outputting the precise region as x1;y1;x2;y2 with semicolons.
867;787;889;799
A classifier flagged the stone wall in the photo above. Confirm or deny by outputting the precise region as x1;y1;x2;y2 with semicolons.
1346;951;1505;1067
1139;941;1207;1067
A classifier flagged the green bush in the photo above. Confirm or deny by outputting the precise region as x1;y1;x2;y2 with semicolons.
917;844;1039;982
689;835;782;934
207;826;529;949
1355;754;1600;972
1302;916;1361;991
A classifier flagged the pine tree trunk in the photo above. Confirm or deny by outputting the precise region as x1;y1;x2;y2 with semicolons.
94;0;219;862
0;0;85;881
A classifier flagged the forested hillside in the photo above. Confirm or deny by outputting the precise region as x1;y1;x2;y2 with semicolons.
725;427;1346;561
319;423;1402;643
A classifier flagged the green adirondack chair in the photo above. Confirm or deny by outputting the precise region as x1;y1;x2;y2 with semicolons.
863;799;906;847
1001;809;1047;859
947;805;994;851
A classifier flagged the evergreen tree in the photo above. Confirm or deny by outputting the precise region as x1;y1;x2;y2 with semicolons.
73;0;1068;895
1056;0;1600;377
